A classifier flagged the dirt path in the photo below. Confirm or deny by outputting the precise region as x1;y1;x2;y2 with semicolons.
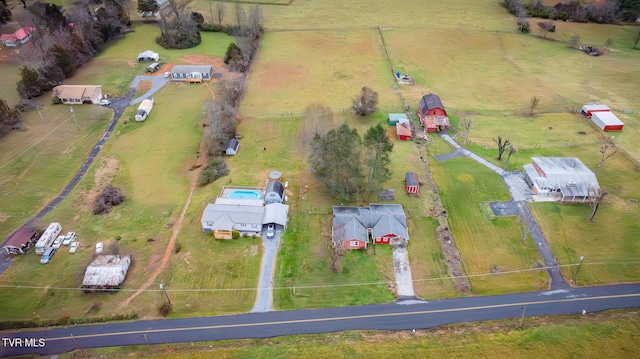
119;142;205;309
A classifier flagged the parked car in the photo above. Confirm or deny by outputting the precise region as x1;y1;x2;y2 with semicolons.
52;236;65;249
40;248;57;264
99;99;111;107
62;232;76;246
163;72;170;78
266;224;275;238
69;241;80;254
96;242;103;254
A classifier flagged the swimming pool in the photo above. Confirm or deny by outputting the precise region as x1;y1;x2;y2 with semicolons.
227;190;262;200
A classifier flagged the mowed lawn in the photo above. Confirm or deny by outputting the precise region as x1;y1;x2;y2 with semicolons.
239;29;398;117
0;105;111;241
430;154;548;294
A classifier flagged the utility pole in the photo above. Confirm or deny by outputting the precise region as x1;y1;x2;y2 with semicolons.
159;283;171;305
70;334;87;359
573;256;585;285
70;106;79;130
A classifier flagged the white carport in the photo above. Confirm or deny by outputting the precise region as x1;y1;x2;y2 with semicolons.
262;203;289;230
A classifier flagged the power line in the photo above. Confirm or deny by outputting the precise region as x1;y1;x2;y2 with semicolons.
0;261;638;293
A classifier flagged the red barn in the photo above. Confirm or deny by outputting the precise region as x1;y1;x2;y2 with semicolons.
581;104;610;118
418;94;450;132
396;118;412;140
405;172;419;194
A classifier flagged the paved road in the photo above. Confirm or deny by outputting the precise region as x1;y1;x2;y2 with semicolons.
251;232;281;313
435;132;568;289
0;91;135;274
1;283;638;356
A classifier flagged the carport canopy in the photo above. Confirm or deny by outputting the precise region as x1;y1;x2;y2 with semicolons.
262;203;289;229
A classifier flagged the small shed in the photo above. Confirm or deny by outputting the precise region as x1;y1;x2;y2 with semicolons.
82;255;131;291
225;138;240;155
388;113;407;126
137;50;159;62
2;227;40;255
396;118;412;140
147;63;159;73
591;111;624;131
405;172;419;194
265;180;285;204
581;104;610;118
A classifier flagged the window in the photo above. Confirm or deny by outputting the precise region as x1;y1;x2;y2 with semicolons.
349;240;359;247
241;223;246;227
206;222;213;226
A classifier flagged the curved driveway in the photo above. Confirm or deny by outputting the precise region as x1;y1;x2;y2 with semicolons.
1;283;639;356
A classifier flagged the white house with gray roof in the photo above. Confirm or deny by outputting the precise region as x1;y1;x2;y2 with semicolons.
170;65;213;83
523;157;600;202
332;204;408;250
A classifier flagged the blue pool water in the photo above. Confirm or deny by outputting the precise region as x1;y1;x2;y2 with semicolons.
227;190;262;200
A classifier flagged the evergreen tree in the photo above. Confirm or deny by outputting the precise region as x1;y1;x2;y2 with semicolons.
363;123;393;193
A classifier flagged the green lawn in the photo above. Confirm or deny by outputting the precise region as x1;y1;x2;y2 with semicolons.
430;155;548;294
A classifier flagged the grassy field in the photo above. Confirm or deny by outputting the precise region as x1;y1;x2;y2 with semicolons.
429;152;548;294
65;309;640;358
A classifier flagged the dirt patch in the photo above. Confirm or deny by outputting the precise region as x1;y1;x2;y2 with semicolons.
79;157;120;213
256;62;307;91
0;46;20;64
0;212;10;222
245;245;259;257
136;80;153;93
145;253;163;272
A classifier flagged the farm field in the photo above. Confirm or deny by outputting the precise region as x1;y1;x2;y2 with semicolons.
0;0;639;327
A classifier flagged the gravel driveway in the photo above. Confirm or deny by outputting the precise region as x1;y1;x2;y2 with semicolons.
129;74;170;105
391;238;415;297
251;232;281;312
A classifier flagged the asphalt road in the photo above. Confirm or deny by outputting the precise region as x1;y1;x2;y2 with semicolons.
2;284;639;357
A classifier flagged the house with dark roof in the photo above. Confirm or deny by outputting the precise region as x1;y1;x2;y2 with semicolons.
523;157;600;202
332;204;408;250
170;65;213;83
264;180;284;204
418;94;450;132
2;227;40;255
1;27;35;47
225;138;240;155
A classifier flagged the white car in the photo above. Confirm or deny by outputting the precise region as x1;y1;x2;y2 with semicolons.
62;232;76;246
52;236;65;249
96;242;104;254
266;224;275;238
163;72;170;78
69;241;80;254
99;99;111;107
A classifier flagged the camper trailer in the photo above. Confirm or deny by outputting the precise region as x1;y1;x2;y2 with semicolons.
135;98;154;122
35;222;62;255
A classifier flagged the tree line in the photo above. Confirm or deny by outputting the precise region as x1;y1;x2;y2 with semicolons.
504;0;640;23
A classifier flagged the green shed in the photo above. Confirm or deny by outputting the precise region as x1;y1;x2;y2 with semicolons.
388;113;407;126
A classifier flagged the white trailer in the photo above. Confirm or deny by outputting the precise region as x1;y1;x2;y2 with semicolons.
135;98;154;122
35;222;62;255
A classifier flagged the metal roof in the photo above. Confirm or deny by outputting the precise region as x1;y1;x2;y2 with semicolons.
82;255;131;287
405;172;419;187
529;157;599;197
171;65;213;74
591;111;624;126
137;50;159;60
201;203;265;229
266;180;284;196
418;94;445;116
226;138;240;151
262;203;289;226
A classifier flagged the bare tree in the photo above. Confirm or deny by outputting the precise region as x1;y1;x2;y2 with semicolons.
598;135;617;168
604;38;613;51
329;243;345;274
215;1;225;24
568;34;580;49
634;28;640;49
351;86;378;116
516;216;530;244
302;104;334;131
204;103;236;155
538;20;555;38
247;5;262;39
493;136;511;160
215;77;241;108
529;96;539;116
461;116;473;145
503;144;517;170
587;187;607;222
234;2;246;28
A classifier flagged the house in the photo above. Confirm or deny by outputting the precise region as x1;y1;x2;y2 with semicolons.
170;65;213;83
581;104;610;118
52;85;103;104
137;50;159;62
523;157;600;203
2;227;40;255
264;180;285;204
388;113;407;126
1;27;35;47
201;203;265;238
81;255;131;291
590;111;624;131
396;118;412;140
405;172;419;195
147;62;160;73
418;94;450;132
225;138;240;156
332;204;409;250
